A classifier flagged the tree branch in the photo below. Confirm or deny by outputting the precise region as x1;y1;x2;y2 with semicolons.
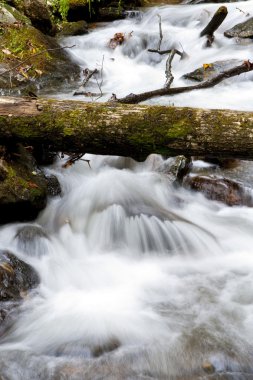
118;61;253;104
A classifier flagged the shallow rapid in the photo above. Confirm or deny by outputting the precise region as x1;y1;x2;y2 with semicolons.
1;155;253;378
55;0;253;110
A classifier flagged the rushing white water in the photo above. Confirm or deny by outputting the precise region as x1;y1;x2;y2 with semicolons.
1;2;253;379
1;155;253;378
54;0;253;110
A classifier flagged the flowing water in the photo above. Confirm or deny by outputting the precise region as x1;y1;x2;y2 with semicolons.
1;2;253;379
53;0;253;110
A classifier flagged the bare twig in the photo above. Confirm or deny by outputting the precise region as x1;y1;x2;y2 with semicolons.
165;49;177;88
95;55;104;100
0;45;76;78
148;48;184;58
118;61;253;104
236;7;250;17
73;91;101;97
82;68;99;87
62;153;91;169
157;14;163;51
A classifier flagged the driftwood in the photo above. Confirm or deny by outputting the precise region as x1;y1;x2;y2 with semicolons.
200;6;228;47
118;61;253;104
0;96;253;160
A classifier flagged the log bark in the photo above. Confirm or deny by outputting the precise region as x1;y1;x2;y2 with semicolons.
200;6;228;37
0;96;253;160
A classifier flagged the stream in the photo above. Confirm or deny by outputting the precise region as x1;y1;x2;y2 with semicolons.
1;1;253;379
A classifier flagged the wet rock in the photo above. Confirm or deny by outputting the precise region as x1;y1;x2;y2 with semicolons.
145;154;192;183
183;175;253;206
92;338;121;357
23;0;54;35
224;17;253;39
202;360;215;374
0;145;47;224
46;175;62;197
0;22;80;95
0;250;39;301
15;225;50;257
183;59;242;82
57;20;88;36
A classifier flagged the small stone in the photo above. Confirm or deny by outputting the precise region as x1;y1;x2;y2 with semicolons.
202;360;215;374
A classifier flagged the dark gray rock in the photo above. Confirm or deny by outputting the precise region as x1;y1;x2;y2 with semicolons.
15;225;50;257
46;175;61;197
183;59;242;82
224;17;253;39
23;0;54;35
0;250;39;301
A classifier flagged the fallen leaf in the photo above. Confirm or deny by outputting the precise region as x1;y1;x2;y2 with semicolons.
2;48;11;55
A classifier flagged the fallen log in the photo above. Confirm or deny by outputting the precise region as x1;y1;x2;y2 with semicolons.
0;96;253;160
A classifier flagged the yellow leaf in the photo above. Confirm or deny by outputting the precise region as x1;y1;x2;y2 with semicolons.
35;69;43;76
203;63;213;70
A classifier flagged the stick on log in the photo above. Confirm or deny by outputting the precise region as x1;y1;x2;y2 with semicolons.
1;96;253;161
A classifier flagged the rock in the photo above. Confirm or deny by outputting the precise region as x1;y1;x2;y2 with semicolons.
0;145;47;224
0;23;80;95
183;59;242;82
224;17;253;39
183;175;253;206
23;0;54;35
57;20;88;36
144;154;192;183
0;250;39;301
98;7;124;21
92;338;121;357
45;175;62;197
0;4;31;25
15;225;50;257
202;360;215;374
0;159;8;181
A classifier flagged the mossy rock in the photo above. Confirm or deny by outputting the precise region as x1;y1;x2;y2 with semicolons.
57;20;88;36
0;23;80;95
0;3;31;25
0;145;48;224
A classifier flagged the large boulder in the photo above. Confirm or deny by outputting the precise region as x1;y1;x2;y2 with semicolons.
224;17;253;39
0;250;39;301
183;59;242;82
183;175;253;206
23;0;54;35
0;145;48;224
0;21;80;95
